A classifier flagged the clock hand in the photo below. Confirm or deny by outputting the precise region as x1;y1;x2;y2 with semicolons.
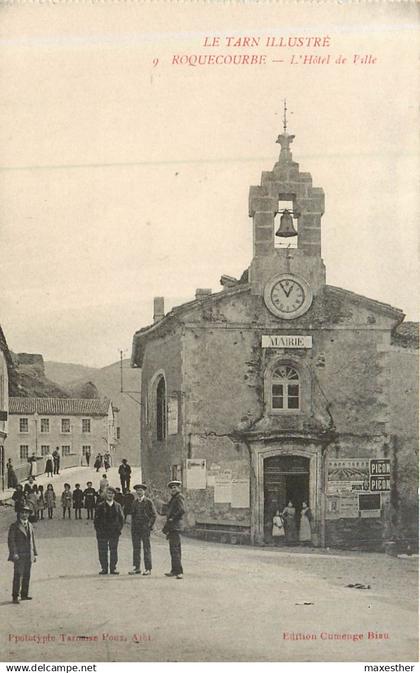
281;283;293;298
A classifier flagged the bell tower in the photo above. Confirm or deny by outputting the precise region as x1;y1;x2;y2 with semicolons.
248;102;326;298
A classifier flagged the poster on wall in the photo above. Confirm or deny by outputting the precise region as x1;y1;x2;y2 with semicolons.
231;479;250;509
214;470;233;503
326;496;341;520
325;494;360;519
185;459;206;490
206;464;221;488
339;495;360;519
167;395;179;435
327;459;369;495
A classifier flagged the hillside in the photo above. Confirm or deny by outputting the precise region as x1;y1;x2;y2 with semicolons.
7;350;139;461
9;353;70;398
44;361;99;385
60;359;141;466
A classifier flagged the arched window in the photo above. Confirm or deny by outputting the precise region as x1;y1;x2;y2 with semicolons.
271;365;300;411
156;376;167;440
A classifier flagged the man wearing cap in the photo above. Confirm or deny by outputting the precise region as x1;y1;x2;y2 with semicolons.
129;484;157;576
8;506;38;603
162;481;185;579
94;486;124;575
118;459;132;494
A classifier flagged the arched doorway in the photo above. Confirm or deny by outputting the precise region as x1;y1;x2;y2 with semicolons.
263;454;310;542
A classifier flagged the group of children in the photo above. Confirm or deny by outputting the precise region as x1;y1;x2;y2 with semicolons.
12;477;133;522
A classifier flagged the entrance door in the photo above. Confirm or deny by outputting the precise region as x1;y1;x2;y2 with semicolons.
263;455;310;542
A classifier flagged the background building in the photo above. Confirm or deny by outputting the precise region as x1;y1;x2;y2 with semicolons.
44;358;141;466
6;397;115;476
0;326;12;489
131;126;418;551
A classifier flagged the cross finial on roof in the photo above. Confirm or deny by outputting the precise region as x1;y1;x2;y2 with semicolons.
283;98;288;134
276;98;295;161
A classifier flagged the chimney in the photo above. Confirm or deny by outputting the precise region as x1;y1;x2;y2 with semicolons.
153;297;165;323
195;288;212;299
220;275;238;289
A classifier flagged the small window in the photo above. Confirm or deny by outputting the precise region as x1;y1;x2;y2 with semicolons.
82;445;91;456
271;366;300;411
156;376;167;441
20;445;29;459
82;419;91;433
19;418;29;433
40;418;50;433
116;427;121;440
61;419;71;433
40;445;50;456
62;445;71;456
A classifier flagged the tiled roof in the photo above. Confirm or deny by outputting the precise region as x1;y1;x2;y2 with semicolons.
9;397;111;416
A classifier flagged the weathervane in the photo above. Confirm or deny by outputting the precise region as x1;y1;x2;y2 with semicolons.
283;98;288;135
276;98;295;157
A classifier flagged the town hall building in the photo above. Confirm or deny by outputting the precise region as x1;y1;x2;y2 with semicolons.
131;121;418;550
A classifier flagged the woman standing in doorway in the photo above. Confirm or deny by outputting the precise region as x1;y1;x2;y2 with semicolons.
299;502;313;545
282;501;297;544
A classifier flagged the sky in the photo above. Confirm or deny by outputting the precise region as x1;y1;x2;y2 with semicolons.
0;3;418;367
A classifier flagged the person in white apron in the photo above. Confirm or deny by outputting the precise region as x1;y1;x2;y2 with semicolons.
272;509;285;545
299;502;313;545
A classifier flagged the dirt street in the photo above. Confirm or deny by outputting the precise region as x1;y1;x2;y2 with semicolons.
0;472;417;662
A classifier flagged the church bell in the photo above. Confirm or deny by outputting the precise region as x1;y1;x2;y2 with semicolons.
275;209;298;238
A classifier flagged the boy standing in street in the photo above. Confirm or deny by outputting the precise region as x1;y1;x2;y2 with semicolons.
8;505;38;603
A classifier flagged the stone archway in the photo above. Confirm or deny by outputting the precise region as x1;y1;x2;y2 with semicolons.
250;440;324;547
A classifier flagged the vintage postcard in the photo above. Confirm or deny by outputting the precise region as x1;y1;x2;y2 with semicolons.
0;0;418;668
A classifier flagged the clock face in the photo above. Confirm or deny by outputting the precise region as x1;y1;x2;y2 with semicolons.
264;274;313;319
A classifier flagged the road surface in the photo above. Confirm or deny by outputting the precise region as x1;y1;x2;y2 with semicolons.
0;466;417;662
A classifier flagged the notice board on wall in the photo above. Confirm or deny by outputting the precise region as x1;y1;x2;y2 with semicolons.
231;480;250;508
186;459;206;490
214;470;232;503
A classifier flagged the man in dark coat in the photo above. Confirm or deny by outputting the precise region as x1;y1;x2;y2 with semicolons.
162;481;185;579
8;505;38;603
118;459;131;494
52;448;60;475
129;484;157;576
94;486;124;575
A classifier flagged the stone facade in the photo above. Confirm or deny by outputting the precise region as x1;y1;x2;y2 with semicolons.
131;129;418;551
0;326;11;489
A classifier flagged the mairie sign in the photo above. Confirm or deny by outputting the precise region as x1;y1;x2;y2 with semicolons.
262;335;312;349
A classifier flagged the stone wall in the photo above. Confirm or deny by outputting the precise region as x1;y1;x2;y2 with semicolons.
140;328;184;499
388;346;419;550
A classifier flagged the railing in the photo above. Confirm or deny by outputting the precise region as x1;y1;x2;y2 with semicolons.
3;454;81;488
